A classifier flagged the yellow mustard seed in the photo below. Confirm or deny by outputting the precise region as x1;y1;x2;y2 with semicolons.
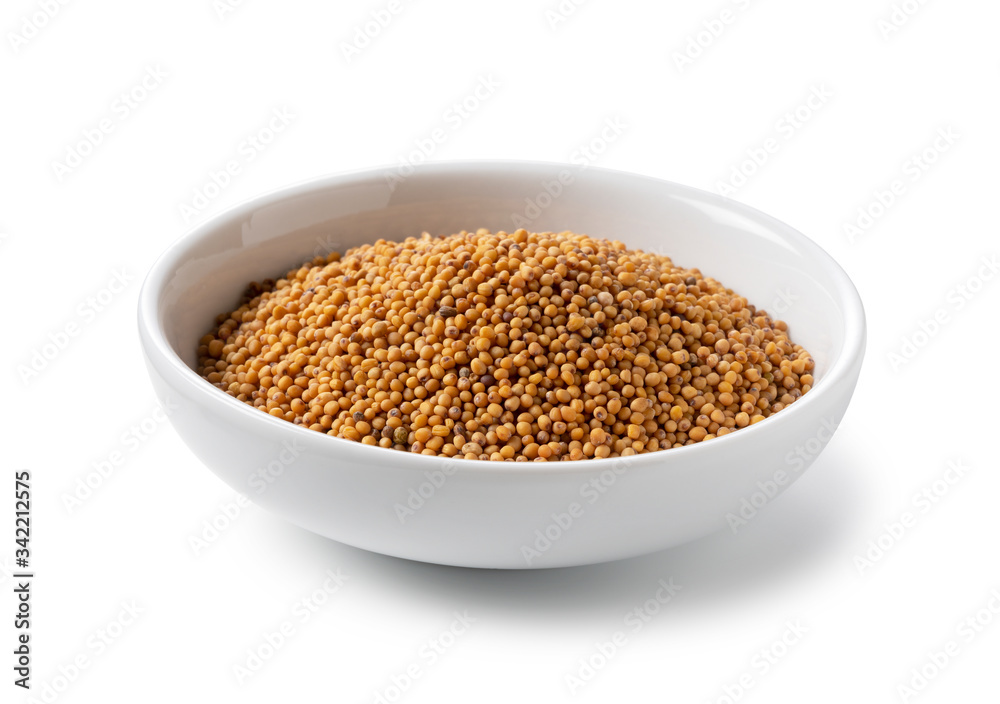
197;229;813;461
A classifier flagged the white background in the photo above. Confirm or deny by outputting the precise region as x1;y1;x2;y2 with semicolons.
3;0;999;702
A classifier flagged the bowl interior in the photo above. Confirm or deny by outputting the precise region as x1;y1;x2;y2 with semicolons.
155;164;849;387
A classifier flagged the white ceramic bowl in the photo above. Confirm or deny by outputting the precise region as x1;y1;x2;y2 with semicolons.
138;161;865;569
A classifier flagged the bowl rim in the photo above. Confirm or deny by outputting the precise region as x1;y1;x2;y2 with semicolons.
138;159;866;475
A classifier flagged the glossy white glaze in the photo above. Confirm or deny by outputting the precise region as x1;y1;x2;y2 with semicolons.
138;162;865;568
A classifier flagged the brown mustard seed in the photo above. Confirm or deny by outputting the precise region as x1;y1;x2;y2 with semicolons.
197;229;815;461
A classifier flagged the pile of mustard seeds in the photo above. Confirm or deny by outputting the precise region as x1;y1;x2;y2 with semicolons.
197;229;814;461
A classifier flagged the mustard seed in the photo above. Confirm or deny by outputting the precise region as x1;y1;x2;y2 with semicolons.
198;228;813;461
